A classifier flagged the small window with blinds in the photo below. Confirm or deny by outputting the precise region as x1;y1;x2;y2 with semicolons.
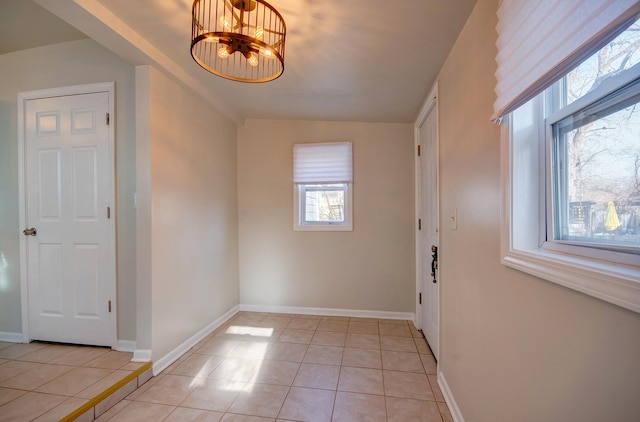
293;142;353;231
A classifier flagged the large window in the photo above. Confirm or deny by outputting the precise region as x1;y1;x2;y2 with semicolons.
293;142;353;231
504;19;640;313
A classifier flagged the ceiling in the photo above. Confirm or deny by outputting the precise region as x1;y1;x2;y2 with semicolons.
4;0;478;123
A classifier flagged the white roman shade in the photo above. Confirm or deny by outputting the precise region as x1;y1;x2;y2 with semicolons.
493;0;640;121
293;142;353;184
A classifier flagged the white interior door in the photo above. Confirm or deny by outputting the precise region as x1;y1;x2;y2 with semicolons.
419;102;439;360
23;89;114;347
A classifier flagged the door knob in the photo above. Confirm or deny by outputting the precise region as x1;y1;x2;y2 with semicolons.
23;228;37;236
430;245;438;283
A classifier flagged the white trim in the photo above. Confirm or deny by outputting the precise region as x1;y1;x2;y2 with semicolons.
438;371;466;422
17;82;117;346
132;349;152;363
0;332;24;343
115;340;136;353
239;304;414;321
151;305;240;375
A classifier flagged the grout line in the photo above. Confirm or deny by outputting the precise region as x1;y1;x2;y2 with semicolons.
59;361;152;422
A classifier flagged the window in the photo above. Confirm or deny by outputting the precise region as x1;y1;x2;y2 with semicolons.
503;19;640;313
293;142;353;231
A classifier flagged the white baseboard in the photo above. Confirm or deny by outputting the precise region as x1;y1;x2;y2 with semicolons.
115;340;136;353
239;304;414;321
152;305;240;375
0;332;23;343
132;349;152;363
438;371;465;422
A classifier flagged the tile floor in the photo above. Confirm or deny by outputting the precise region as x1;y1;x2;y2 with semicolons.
104;312;451;422
0;312;452;421
0;341;144;421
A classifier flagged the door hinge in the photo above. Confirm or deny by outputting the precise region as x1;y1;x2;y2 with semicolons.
419;292;422;304
417;145;421;156
107;206;111;219
108;300;112;313
418;218;422;230
106;112;110;125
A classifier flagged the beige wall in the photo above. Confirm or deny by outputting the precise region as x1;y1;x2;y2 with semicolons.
136;66;239;360
237;120;415;313
436;0;640;420
0;39;137;341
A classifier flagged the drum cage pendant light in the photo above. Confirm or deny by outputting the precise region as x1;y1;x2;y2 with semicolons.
191;0;286;83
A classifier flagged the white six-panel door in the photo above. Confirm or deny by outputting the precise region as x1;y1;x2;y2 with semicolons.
22;89;114;346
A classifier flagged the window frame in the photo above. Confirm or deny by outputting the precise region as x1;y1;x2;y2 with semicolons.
293;182;353;231
501;63;640;314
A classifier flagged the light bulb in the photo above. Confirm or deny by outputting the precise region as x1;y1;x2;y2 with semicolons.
217;46;231;59
219;15;231;29
259;47;275;59
254;26;264;40
247;52;259;67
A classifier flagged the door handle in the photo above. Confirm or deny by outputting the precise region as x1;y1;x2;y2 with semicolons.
23;228;37;236
430;245;438;283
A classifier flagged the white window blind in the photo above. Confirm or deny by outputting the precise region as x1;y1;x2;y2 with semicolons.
293;142;353;184
492;0;640;121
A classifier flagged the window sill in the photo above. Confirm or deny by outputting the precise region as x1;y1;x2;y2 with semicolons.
501;246;640;313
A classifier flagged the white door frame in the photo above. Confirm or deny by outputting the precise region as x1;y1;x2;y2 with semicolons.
18;82;117;347
414;82;439;350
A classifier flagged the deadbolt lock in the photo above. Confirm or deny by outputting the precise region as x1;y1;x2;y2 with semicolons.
23;228;37;236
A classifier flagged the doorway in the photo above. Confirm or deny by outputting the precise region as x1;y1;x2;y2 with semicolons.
18;83;116;347
416;87;440;360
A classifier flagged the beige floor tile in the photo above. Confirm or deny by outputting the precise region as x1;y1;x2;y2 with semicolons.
259;315;293;328
345;333;380;350
165;406;224;421
438;401;454;422
18;345;86;364
278;329;314;344
0;343;13;350
414;337;432;354
125;373;162;400
320;316;349;322
383;370;433;401
120;361;147;371
0;359;6;365
379;324;412;338
0;343;48;360
220;414;275;422
338;366;384;395
411;326;424;339
36;367;114;396
381;351;425;373
302;345;343;365
428;374;445;402
231;314;268;325
350;317;379;323
49;346;111;366
0;386;26;406
210;357;263;382
0;360;37;382
169;353;226;377
227;383;289;418
286;318;319;331
249;360;299;386
316;320;348;333
32;396;89;422
278;387;335;422
83;351;133;369
197;339;242;356
0;362;74;390
347;322;379;335
332;391;386;422
264;343;308;363
292;363;340;390
380;336;418;352
341;348;382;369
105;400;175;421
94;398;131;421
377;319;408;325
420;353;437;374
311;331;347;347
385;396;441;422
0;391;67;422
229;341;272;359
76;370;133;399
135;374;201;406
181;378;246;412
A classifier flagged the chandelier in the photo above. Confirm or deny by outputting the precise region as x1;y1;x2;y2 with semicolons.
191;0;286;82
